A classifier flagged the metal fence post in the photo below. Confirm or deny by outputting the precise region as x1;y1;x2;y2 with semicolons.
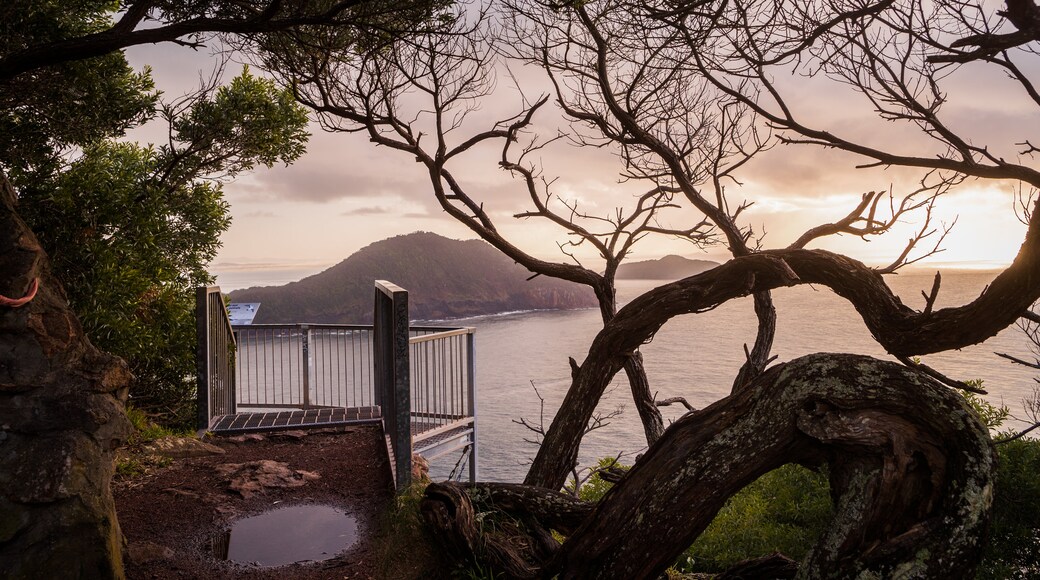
467;331;478;483
301;324;311;409
375;281;412;491
195;287;210;433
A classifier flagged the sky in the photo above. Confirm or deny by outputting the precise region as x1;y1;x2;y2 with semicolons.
123;25;1038;291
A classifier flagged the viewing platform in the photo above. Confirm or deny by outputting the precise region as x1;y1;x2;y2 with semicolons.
195;281;477;488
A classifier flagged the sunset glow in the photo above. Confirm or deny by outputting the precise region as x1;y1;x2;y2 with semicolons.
124;34;1036;290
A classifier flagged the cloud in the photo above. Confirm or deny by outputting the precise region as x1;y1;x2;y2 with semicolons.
341;206;392;216
340;206;431;217
243;149;430;203
211;260;330;272
126;31;1032;272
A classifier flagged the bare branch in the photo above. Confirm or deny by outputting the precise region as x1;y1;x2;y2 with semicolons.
995;351;1040;370
656;397;696;412
922;272;942;316
897;356;986;394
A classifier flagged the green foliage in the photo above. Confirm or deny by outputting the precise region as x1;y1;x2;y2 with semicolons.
957;383;1040;576
677;464;832;573
0;1;157;178
17;66;308;427
115;406;183;480
569;457;628;503
161;65;309;184
960;383;1039;580
979;438;1040;579
377;482;445;579
960;380;1013;436
21;140;225;426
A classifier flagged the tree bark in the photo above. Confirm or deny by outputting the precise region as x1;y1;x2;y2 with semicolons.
548;354;994;579
621;351;664;446
526;244;1040;489
0;174;131;578
731;290;777;393
432;354;995;579
421;481;593;577
595;282;665;447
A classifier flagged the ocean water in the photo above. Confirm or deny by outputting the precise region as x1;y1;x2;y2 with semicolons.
455;270;1039;482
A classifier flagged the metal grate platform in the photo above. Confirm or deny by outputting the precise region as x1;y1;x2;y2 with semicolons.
209;406;381;434
413;419;475;460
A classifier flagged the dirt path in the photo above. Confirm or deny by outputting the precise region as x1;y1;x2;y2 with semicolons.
114;425;395;579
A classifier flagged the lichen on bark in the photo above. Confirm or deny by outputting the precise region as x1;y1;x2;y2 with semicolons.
426;354;996;579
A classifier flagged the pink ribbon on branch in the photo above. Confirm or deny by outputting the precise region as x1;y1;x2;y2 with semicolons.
0;277;39;308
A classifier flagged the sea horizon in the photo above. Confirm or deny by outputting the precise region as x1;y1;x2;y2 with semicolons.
210;258;1012;294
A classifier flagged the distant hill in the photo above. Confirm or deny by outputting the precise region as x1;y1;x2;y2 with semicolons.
227;232;597;323
616;255;720;280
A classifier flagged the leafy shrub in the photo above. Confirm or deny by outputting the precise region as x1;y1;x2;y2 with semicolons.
960;381;1012;436
978;438;1040;579
959;382;1040;578
675;464;832;573
571;457;629;503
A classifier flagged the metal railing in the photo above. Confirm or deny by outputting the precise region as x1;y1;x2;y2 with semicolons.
196;286;236;431
196;281;477;488
232;324;376;410
409;327;476;438
225;324;477;421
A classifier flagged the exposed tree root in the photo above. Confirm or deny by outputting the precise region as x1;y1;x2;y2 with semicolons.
423;354;995;579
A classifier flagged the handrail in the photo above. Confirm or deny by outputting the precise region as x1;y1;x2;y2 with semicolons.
375;279;407;298
197;281;477;485
409;327;475;344
234;323;376;331
198;285;238;347
411;325;467;333
196;286;236;432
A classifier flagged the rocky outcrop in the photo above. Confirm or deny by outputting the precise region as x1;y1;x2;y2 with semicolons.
0;174;131;578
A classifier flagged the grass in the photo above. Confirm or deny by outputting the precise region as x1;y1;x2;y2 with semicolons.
113;406;190;481
676;464;832;573
375;482;448;579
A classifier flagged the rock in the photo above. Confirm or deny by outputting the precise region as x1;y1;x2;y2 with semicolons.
215;460;321;498
0;500;28;542
126;541;174;564
273;430;308;440
412;453;430;484
145;436;226;459
225;434;264;444
1;170;131;578
163;487;200;499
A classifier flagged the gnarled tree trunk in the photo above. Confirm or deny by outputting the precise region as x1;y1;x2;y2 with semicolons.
595;281;665;447
526;246;1040;490
428;354;995;579
0;175;131;578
